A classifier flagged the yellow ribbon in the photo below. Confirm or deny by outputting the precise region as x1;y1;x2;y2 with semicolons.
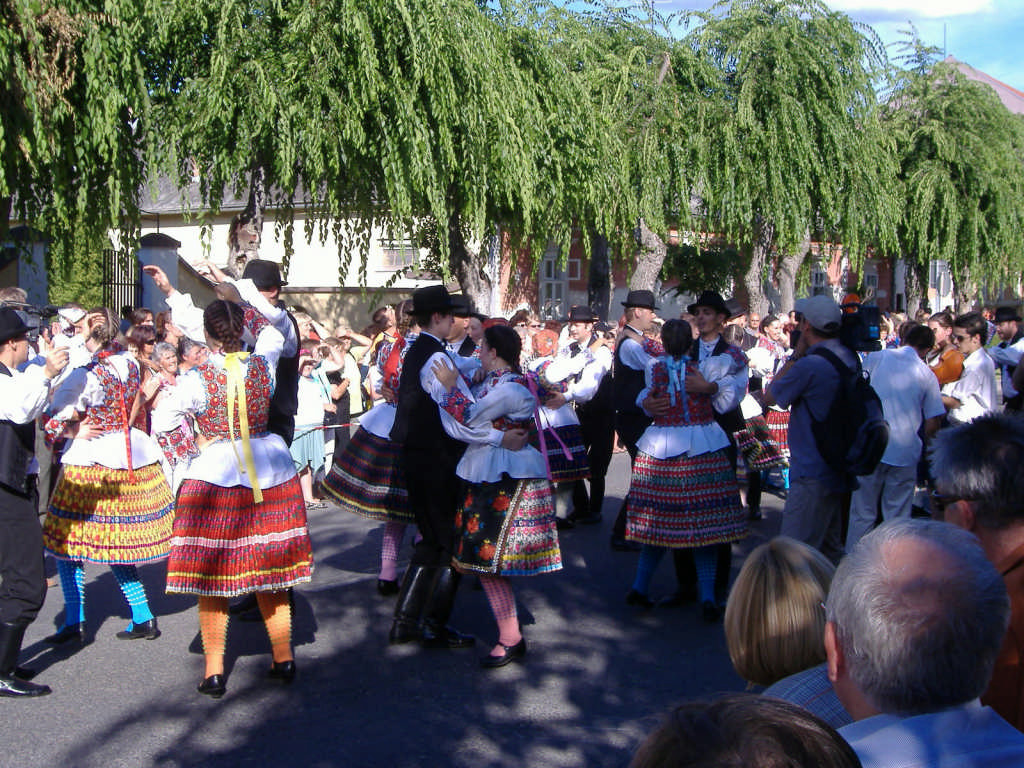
224;352;263;504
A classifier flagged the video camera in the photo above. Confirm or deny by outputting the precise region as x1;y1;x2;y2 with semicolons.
0;301;59;344
838;300;882;354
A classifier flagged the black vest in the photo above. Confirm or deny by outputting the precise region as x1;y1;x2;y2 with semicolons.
390;334;465;461
455;336;476;358
269;309;300;423
0;362;37;495
613;334;647;417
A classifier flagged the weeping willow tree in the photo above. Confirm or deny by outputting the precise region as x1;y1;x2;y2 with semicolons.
1;0;154;294
883;38;1024;310
144;0;628;310
685;0;899;314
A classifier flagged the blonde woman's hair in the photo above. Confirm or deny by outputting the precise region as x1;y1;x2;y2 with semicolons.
724;537;835;687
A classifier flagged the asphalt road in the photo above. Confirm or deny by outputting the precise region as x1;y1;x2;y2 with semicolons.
5;453;784;768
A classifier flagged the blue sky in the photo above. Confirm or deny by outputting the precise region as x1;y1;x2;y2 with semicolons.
655;0;1024;91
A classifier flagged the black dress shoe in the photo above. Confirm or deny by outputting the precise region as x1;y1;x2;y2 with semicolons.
45;623;88;645
421;624;476;649
116;618;160;640
388;619;423;645
626;589;655;609
702;600;723;623
268;660;296;683
480;638;527;668
610;536;641;552
197;674;226;698
555;517;576;531
376;579;399;596
0;673;51;697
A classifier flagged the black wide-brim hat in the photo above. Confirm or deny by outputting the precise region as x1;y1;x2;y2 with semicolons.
688;290;729;317
412;285;454;315
994;306;1023;323
621;290;659;310
567;305;599;323
0;307;31;343
241;259;287;290
450;295;472;318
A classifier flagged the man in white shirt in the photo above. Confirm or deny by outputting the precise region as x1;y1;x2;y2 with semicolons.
0;308;68;697
845;324;945;550
943;311;998;425
827;518;1024;768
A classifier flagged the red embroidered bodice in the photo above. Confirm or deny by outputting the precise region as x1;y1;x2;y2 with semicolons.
192;356;273;439
87;358;142;435
381;335;408;392
649;360;714;427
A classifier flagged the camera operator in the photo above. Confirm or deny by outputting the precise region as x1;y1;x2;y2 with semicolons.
0;307;69;697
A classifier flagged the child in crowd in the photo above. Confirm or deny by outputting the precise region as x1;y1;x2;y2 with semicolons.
291;341;331;509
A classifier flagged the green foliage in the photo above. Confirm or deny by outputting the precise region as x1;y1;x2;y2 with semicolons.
685;0;899;263
661;242;742;296
882;37;1024;288
1;0;153;281
145;0;623;283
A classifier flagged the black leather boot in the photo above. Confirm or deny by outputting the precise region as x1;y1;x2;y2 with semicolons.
0;622;51;697
388;565;438;644
421;567;475;649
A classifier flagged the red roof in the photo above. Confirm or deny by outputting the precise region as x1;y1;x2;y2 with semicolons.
946;56;1024;115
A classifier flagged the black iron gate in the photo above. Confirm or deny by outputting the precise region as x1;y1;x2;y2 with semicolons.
102;248;141;313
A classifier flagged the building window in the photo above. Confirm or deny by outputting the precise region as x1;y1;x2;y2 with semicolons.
811;267;829;296
929;260;951;297
539;245;567;319
379;238;418;270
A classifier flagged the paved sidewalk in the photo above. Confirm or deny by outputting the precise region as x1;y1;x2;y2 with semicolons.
6;453;782;767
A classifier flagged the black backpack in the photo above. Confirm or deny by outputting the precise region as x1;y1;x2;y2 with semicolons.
808;346;889;477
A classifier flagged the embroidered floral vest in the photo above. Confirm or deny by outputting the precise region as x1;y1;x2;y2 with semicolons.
193;356;273;440
650;360;714;427
87;358;142;434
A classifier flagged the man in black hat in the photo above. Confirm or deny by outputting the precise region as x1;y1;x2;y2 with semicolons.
0;307;68;697
652;291;747;610
990;306;1024;412
554;306;614;525
446;295;478;358
149;259;301;446
239;260;301;445
389;285;528;648
611;290;660;551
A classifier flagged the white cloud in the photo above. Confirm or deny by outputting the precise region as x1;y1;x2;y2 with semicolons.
829;0;993;18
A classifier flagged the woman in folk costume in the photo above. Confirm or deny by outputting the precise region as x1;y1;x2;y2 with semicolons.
625;318;746;622
756;315;792;488
164;299;313;699
526;329;590;528
321;301;417;595
432;324;561;667
145;341;200;494
42;308;175;644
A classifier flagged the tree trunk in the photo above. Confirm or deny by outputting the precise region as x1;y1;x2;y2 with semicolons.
743;217;774;316
903;257;927;317
449;212;491;312
777;229;812;315
587;230;612;321
0;197;10;245
631;219;666;291
228;165;266;275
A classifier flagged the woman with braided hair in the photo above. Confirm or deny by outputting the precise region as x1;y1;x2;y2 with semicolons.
42;307;175;645
163;298;313;699
624;318;745;622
